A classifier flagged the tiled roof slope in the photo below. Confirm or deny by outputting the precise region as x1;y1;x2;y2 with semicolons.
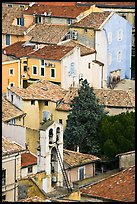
24;4;90;18
19;196;45;202
63;149;101;168
78;2;135;8
2;136;24;156
21;151;37;168
28;23;69;44
3;41;74;60
56;88;135;111
2;96;26;122
28;44;74;60
2;41;35;58
9;80;67;101
81;165;135;202
2;6;27;35
59;39;96;56
71;11;112;29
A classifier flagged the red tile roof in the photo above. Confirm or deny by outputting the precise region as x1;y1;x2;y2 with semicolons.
38;2;77;6
72;11;112;29
9;80;67;102
2;96;26;122
64;149;100;168
2;136;25;156
3;41;75;60
24;4;90;18
2;41;35;58
77;2;135;8
80;166;135;202
56;87;135;111
21;151;37;167
28;44;74;60
59;39;96;56
28;23;70;44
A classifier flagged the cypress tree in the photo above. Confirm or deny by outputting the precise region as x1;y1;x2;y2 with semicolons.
64;79;106;154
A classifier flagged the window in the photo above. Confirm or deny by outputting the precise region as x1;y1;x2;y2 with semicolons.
122;14;126;19
11;94;13;103
108;53;112;65
59;119;62;124
50;68;56;78
6;34;10;45
12;118;16;124
2;195;6;201
41;59;44;66
9;68;14;75
24;66;27;72
117;29;123;41
40;67;45;76
88;63;91;69
17;18;24;26
32;66;38;75
8;4;13;7
9;82;15;88
31;100;35;105
78;167;85;180
67;19;72;25
117;50;122;62
23;60;27;64
45;101;48;106
84;28;88;33
28;166;33;173
108;32;112;44
2;170;6;186
20;5;25;8
35;16;41;23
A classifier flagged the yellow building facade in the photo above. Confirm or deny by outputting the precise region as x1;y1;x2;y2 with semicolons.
2;57;20;93
20;57;62;88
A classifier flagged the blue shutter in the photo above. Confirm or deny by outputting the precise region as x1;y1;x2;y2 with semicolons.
6;34;10;45
21;18;24;26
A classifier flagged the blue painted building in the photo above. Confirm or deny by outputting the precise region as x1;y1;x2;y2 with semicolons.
96;12;132;87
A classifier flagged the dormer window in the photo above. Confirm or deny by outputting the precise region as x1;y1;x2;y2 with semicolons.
17;18;24;26
35;16;41;24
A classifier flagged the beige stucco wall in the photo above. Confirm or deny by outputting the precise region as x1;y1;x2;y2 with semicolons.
119;152;135;169
66;163;95;186
26;127;39;155
70;27;95;48
2;154;22;201
21;165;37;178
23;100;40;130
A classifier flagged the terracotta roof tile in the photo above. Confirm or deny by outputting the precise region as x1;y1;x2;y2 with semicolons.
80;166;135;202
2;41;35;58
64;149;100;168
2;96;26;122
24;4;90;18
19;196;45;202
28;44;74;60
28;23;69;44
78;2;135;8
72;11;112;29
56;88;135;111
59;39;96;56
9;80;67;102
21;151;37;167
2;6;26;35
2;136;25;156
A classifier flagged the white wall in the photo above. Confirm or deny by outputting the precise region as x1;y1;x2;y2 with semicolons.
6;89;23;109
2;123;26;147
95;30;108;88
21;165;37;178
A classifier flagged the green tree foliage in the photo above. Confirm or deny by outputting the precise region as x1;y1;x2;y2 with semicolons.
63;79;106;154
97;111;135;159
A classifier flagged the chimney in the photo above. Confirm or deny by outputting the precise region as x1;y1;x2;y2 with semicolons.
76;145;79;152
